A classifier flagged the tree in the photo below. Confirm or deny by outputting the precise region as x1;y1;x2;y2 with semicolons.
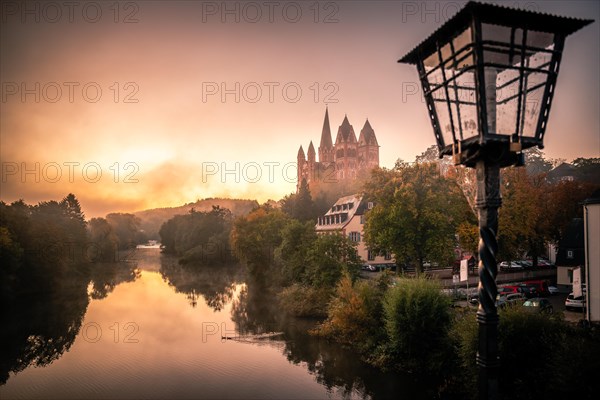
364;162;471;272
87;218;118;262
456;221;479;256
304;233;362;288
230;205;289;283
497;167;542;262
278;220;318;285
105;213;142;250
544;179;599;243
158;206;233;264
572;157;600;184
280;178;317;222
523;147;553;176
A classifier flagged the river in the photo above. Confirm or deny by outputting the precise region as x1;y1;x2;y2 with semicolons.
0;248;438;399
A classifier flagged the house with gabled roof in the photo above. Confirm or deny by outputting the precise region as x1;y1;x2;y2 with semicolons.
315;194;392;266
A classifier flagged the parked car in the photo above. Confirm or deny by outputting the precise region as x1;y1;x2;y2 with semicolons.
497;292;526;308
362;264;377;272
517;260;533;268
522;298;553;314
565;293;586;311
469;294;479;305
499;285;521;295
536;258;555;268
523;280;551;296
516;284;539;298
499;261;523;272
548;285;559;295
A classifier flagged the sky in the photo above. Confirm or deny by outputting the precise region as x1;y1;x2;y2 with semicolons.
1;0;598;218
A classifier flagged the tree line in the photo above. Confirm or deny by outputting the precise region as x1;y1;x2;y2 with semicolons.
158;206;233;265
1;193;145;295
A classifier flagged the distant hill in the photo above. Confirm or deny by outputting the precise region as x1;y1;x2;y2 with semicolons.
134;198;259;239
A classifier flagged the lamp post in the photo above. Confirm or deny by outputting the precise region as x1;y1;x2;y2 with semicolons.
398;2;592;399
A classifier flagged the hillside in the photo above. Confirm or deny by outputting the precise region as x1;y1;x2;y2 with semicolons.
134;198;260;239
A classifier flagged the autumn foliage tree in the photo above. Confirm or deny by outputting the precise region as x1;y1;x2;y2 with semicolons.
364;162;473;272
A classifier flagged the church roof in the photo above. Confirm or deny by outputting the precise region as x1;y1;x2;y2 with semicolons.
358;119;379;147
319;108;333;150
336;115;357;144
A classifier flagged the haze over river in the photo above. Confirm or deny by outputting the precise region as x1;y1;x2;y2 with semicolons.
1;248;436;399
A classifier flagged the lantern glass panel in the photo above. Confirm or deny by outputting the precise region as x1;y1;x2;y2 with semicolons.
495;67;519;135
521;72;547;137
422;26;476;148
433;88;455;147
480;23;555;139
454;69;479;139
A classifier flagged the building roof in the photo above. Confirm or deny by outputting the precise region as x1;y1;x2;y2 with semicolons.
315;194;364;231
335;115;357;144
358;119;379;147
547;162;575;181
583;188;600;205
297;145;305;158
319;107;333;150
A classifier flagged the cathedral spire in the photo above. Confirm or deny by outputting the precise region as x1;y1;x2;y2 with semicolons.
307;141;316;162
319;107;333;150
297;145;305;159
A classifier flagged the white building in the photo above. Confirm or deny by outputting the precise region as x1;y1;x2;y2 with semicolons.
315;194;392;266
584;194;600;323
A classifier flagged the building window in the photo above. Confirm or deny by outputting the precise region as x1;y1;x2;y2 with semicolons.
349;232;360;242
368;250;375;261
567;250;574;259
360;215;365;224
367;202;374;209
385;251;392;260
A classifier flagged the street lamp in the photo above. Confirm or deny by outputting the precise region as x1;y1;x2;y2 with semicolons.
398;2;592;399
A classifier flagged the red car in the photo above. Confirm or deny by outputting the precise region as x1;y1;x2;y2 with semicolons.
523;280;551;296
498;285;521;294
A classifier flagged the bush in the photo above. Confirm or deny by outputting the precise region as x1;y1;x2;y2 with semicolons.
314;275;386;353
278;283;331;318
381;277;452;372
449;306;600;399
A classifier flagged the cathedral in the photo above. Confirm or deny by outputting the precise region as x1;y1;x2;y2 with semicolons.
296;108;380;191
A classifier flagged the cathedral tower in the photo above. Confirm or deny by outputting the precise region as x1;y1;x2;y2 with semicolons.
358;119;380;171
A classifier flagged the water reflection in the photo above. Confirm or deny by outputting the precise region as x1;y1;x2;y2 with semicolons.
0;258;139;386
231;278;281;334
229;278;438;400
1;249;440;399
88;261;140;300
0;272;88;385
159;257;243;311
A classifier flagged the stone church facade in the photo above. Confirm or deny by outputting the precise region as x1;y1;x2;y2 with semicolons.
296;108;380;191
